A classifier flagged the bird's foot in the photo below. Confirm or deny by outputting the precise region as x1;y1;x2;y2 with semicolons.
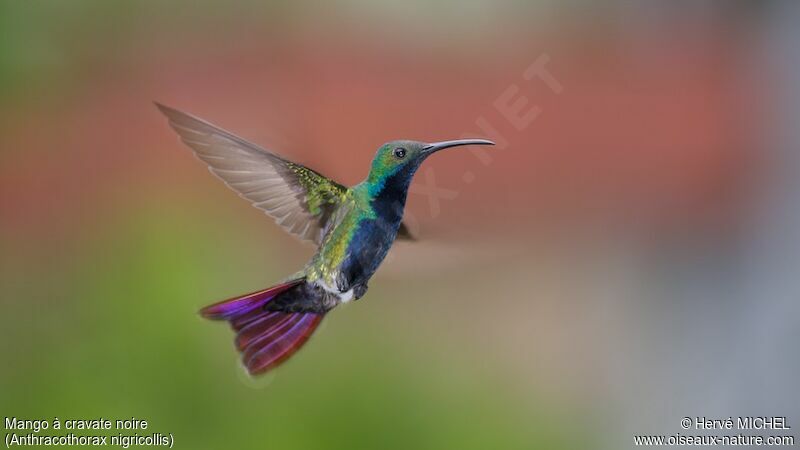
353;283;368;300
335;272;351;293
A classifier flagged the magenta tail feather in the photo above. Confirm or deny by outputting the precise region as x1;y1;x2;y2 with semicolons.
199;279;324;375
200;279;302;320
242;313;322;374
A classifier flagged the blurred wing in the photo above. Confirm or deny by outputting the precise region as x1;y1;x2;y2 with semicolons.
396;222;415;240
157;103;348;245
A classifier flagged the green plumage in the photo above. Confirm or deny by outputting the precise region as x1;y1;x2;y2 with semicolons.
158;103;494;374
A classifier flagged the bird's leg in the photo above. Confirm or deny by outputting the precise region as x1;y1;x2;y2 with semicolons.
335;272;368;301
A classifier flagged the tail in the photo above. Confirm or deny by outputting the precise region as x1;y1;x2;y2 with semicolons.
200;278;324;375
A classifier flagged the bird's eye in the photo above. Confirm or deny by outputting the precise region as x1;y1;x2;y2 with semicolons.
393;147;407;159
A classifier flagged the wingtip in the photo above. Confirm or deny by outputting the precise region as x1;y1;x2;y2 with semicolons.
153;101;174;116
153;103;213;129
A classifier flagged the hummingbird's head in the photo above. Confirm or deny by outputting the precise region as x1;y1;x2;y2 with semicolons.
365;139;494;194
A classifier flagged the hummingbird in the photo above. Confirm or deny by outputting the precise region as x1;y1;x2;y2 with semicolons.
157;103;494;375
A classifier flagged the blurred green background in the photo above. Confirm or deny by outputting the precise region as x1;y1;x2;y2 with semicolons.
1;1;798;449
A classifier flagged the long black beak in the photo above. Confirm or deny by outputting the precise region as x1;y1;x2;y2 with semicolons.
422;139;495;154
